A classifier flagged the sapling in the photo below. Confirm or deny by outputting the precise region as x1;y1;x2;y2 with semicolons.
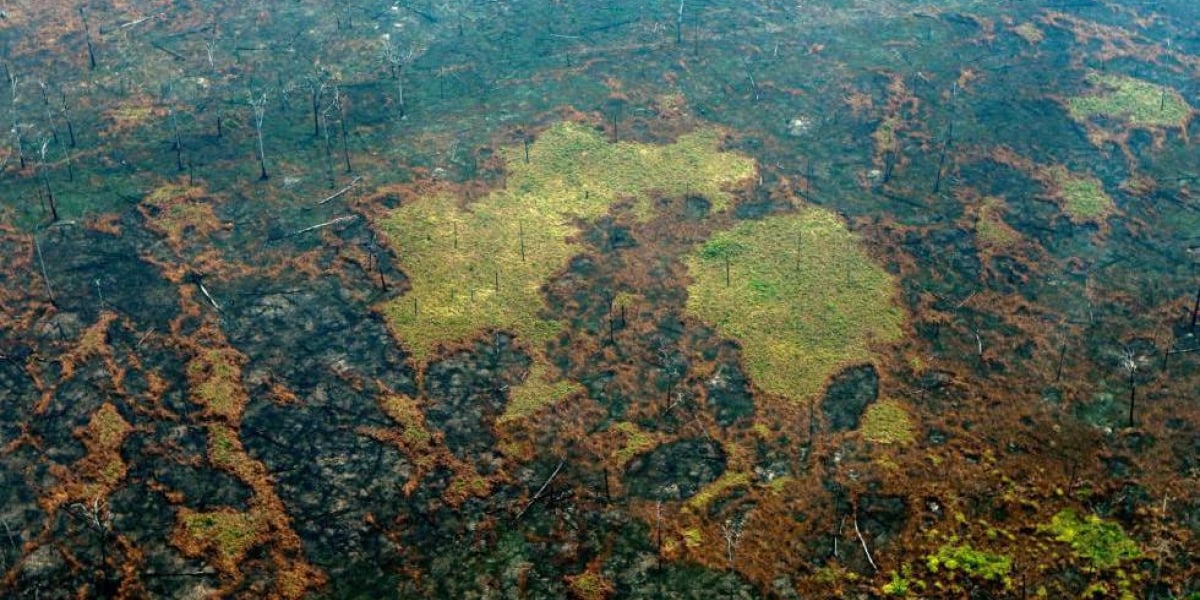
39;81;73;180
204;23;219;73
338;88;352;172
169;108;184;172
1191;284;1199;331
33;231;56;305
59;91;76;148
5;64;26;170
307;71;331;137
248;91;270;180
1120;348;1138;428
676;0;685;44
79;7;98;70
36;137;58;221
721;514;745;599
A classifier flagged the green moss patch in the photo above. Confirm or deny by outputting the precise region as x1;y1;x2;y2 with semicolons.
377;122;755;366
1067;73;1192;128
926;541;1011;581
684;209;903;403
1041;509;1141;570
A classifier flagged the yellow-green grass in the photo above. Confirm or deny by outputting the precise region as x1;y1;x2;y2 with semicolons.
1067;72;1192;128
377;122;755;366
612;421;658;466
685;470;752;512
1043;166;1114;223
684;208;903;403
861;399;916;445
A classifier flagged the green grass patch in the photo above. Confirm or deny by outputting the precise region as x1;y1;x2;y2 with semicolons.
1044;166;1114;223
1041;509;1141;570
377;121;755;366
861;399;916;445
1067;72;1192;128
684;208;903;403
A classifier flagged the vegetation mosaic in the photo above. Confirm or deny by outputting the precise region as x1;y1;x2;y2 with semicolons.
0;1;1198;599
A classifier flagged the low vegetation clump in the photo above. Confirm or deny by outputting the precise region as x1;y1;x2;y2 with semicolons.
926;541;1012;581
684;209;903;403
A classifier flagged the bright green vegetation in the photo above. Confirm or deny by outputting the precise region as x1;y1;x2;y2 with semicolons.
377;122;755;366
882;570;910;596
684;209;903;403
883;565;921;596
1067;72;1192;128
926;541;1012;581
1044;166;1114;223
499;362;582;423
861;399;916;445
1041;509;1141;570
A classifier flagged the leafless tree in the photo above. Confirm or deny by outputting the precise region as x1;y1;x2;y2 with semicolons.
381;38;420;118
248;90;270;180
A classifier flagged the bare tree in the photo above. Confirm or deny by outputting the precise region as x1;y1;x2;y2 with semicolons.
381;38;420;119
248;90;270;180
721;513;746;599
5;64;27;171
